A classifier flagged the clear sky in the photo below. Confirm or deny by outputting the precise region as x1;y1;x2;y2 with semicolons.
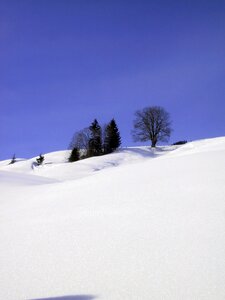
1;0;225;160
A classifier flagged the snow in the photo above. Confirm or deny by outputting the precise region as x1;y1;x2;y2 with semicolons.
0;137;225;300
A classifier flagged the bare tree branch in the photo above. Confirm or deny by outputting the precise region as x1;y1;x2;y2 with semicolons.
132;106;172;147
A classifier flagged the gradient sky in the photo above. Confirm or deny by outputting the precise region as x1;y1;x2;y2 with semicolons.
1;0;225;160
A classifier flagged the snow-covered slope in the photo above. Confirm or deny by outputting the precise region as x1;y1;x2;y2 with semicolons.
0;137;225;300
0;146;169;181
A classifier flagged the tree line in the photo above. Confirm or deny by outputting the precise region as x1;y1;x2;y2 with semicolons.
9;106;175;164
68;118;121;162
68;106;174;162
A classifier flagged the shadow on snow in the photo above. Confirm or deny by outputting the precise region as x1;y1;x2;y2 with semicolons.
30;295;97;300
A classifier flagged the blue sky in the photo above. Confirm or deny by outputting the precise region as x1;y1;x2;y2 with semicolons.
1;0;225;160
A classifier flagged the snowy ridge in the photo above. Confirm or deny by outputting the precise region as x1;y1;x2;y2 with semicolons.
0;137;225;300
0;170;59;186
0;146;170;182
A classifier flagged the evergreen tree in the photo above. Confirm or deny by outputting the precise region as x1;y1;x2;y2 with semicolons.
68;147;80;162
36;154;45;165
88;119;102;157
9;154;16;165
104;118;121;154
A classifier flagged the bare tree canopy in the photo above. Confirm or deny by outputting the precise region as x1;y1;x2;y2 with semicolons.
69;127;91;152
132;106;172;147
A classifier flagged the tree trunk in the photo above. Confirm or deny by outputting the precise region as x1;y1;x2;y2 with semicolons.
151;137;157;147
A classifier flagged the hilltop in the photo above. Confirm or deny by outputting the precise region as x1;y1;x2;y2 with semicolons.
0;137;225;300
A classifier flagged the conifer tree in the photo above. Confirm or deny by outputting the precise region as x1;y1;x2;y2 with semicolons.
9;154;16;165
104;118;121;154
88;119;102;157
68;147;80;162
36;154;45;165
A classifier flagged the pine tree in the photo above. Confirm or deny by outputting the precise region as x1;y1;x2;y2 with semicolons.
9;154;16;165
104;118;121;154
68;147;80;162
36;154;45;165
88;119;102;157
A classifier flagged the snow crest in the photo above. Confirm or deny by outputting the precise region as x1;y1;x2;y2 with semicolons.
0;137;225;300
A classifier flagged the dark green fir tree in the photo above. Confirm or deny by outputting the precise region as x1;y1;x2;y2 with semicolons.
9;154;16;165
88;119;102;157
68;147;80;162
104;118;121;154
36;154;45;165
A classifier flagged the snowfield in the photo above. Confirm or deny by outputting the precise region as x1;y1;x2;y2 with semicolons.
0;137;225;300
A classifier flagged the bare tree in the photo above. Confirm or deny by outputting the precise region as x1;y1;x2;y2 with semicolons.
69;127;91;157
132;106;172;147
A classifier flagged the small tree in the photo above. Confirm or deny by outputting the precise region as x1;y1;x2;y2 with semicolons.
69;127;91;158
132;106;172;147
9;154;16;165
36;154;45;165
104;118;121;154
68;147;80;162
